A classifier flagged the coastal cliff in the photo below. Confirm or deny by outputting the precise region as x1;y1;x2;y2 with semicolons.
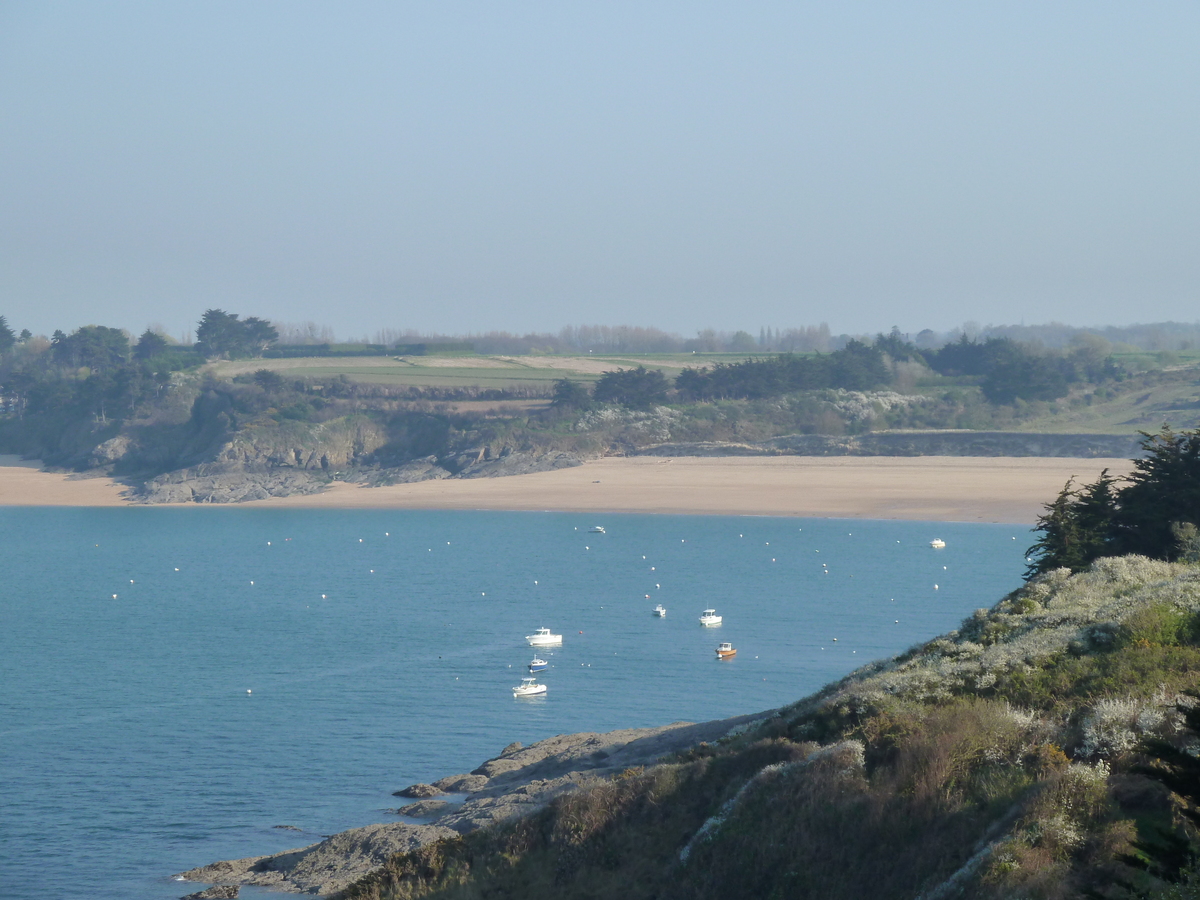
181;555;1200;899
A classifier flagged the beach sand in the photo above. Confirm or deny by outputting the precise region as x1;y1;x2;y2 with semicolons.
0;454;1129;523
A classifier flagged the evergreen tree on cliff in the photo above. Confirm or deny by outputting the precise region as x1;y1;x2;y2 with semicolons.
1026;427;1200;578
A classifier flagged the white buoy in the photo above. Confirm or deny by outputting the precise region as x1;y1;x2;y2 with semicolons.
247;689;252;694
250;581;254;585
267;541;271;546
112;594;117;599
321;594;326;599
174;567;179;571
934;584;939;590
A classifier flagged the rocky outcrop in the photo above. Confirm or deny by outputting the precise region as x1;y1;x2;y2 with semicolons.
392;782;443;799
636;430;1142;459
177;712;769;896
177;823;459;896
131;466;331;503
395;799;451;817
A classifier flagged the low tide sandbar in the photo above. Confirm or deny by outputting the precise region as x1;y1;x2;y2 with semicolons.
0;455;1131;524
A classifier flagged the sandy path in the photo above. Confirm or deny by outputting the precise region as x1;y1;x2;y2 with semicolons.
0;455;1129;523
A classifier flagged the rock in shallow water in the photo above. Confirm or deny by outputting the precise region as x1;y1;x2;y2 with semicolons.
393;782;443;798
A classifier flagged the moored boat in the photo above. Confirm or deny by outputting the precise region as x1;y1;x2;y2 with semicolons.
513;677;547;697
699;608;722;626
715;642;737;659
653;604;666;617
930;538;946;549
526;627;563;646
589;525;606;533
528;657;548;672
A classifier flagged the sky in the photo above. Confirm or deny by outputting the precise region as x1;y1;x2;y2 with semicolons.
1;2;1198;342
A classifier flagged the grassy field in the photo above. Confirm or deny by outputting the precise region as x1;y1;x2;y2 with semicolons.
206;352;771;389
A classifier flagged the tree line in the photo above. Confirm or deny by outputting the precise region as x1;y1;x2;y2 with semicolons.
552;331;1125;410
1026;427;1200;577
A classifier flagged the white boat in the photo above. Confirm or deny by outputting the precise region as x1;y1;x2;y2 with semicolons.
653;604;666;617
525;627;563;646
513;677;547;697
930;539;946;549
528;657;548;672
589;525;606;533
699;608;722;626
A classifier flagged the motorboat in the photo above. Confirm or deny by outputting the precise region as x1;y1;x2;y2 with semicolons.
699;609;722;626
528;657;548;672
513;677;547;697
653;604;666;617
715;642;737;660
526;627;563;646
589;525;606;533
930;539;946;549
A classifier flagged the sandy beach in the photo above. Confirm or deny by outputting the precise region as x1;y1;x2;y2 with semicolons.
0;455;1130;523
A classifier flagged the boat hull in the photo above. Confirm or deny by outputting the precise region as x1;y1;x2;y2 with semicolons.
716;650;737;659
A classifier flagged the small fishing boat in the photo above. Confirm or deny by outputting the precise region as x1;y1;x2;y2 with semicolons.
528;657;548;672
716;642;737;660
930;539;946;549
526;627;563;646
589;525;606;533
699;609;722;626
513;677;547;697
653;604;666;617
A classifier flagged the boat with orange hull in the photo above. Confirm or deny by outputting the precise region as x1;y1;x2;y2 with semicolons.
715;642;737;660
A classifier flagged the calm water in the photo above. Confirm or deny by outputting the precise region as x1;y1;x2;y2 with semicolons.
0;508;1030;900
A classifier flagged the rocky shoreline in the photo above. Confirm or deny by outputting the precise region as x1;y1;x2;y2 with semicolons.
128;450;586;503
121;430;1138;505
175;711;770;896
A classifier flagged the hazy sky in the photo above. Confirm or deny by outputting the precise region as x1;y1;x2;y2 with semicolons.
2;2;1198;341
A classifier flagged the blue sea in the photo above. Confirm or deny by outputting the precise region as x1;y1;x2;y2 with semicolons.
0;508;1030;900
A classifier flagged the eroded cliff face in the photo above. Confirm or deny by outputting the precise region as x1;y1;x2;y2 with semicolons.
212;416;389;471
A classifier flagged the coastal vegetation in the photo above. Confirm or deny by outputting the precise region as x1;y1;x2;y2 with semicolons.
1026;428;1200;577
